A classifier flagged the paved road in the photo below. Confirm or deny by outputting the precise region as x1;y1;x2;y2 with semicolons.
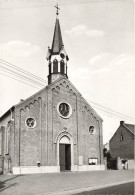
0;170;134;195
74;182;134;195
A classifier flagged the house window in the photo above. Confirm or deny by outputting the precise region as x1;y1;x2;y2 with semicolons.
26;118;36;128
88;158;98;165
120;135;123;141
89;126;94;134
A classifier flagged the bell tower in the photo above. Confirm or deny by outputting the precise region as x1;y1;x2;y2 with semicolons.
47;4;69;85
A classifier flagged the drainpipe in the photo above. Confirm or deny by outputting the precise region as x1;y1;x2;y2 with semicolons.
19;110;21;167
75;93;79;171
98;120;101;165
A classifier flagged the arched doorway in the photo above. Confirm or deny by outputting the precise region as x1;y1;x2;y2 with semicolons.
55;132;74;172
59;136;71;171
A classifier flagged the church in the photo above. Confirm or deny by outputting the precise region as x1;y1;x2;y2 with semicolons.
0;7;105;174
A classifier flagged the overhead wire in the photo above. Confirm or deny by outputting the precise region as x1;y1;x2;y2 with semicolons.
1;2;134;122
1;70;134;122
0;59;47;84
88;100;135;121
0;72;40;90
0;65;45;87
0;60;134;122
52;88;135;122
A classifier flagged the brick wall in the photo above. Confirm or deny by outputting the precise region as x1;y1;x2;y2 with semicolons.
1;78;104;172
0;112;15;173
109;124;134;159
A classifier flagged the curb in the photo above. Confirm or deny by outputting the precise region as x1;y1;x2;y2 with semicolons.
39;179;134;195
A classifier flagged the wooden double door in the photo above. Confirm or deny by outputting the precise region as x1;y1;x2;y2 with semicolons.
59;144;71;171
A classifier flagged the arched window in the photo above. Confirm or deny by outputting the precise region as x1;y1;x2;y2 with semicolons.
53;59;58;73
60;60;65;74
66;65;67;75
49;63;51;74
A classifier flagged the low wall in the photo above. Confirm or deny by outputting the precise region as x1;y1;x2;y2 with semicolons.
13;166;59;174
13;164;105;174
128;160;134;169
78;165;105;171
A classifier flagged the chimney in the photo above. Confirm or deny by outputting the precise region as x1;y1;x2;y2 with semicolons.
120;121;124;125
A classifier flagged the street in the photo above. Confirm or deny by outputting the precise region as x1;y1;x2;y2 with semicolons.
74;182;134;195
0;170;134;195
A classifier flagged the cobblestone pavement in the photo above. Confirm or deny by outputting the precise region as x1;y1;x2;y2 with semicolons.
0;170;134;195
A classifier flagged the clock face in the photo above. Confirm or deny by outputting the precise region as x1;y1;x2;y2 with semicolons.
59;103;70;117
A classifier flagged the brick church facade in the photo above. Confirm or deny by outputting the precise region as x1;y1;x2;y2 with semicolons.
0;11;105;174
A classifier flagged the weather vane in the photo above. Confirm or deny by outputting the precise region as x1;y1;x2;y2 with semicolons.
55;4;60;16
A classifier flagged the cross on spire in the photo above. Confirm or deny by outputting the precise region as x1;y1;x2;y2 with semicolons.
55;4;60;16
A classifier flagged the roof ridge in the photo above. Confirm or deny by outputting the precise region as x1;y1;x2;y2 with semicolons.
125;123;135;126
123;123;135;135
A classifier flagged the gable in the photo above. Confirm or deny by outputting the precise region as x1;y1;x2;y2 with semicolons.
0;77;103;123
15;86;47;108
110;124;134;144
124;123;135;135
48;77;103;121
0;106;15;122
48;77;81;96
0;88;48;125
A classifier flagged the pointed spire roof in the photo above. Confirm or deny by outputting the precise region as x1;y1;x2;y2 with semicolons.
51;18;63;54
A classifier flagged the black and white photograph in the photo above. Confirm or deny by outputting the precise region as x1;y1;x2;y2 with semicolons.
0;0;134;194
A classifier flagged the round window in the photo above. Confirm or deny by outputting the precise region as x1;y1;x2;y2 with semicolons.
26;118;36;128
57;102;72;119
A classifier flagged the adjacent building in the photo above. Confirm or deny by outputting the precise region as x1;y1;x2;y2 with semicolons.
109;121;134;169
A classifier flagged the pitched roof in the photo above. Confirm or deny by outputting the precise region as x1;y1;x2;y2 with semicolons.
0;77;103;122
0;106;15;121
124;123;135;134
49;77;103;121
109;121;135;142
51;18;63;54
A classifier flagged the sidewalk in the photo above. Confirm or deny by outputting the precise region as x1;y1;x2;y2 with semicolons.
0;170;134;195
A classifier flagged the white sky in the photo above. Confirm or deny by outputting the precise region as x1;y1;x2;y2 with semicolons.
0;0;134;144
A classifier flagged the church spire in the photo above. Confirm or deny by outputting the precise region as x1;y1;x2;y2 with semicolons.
51;18;63;54
47;5;69;85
